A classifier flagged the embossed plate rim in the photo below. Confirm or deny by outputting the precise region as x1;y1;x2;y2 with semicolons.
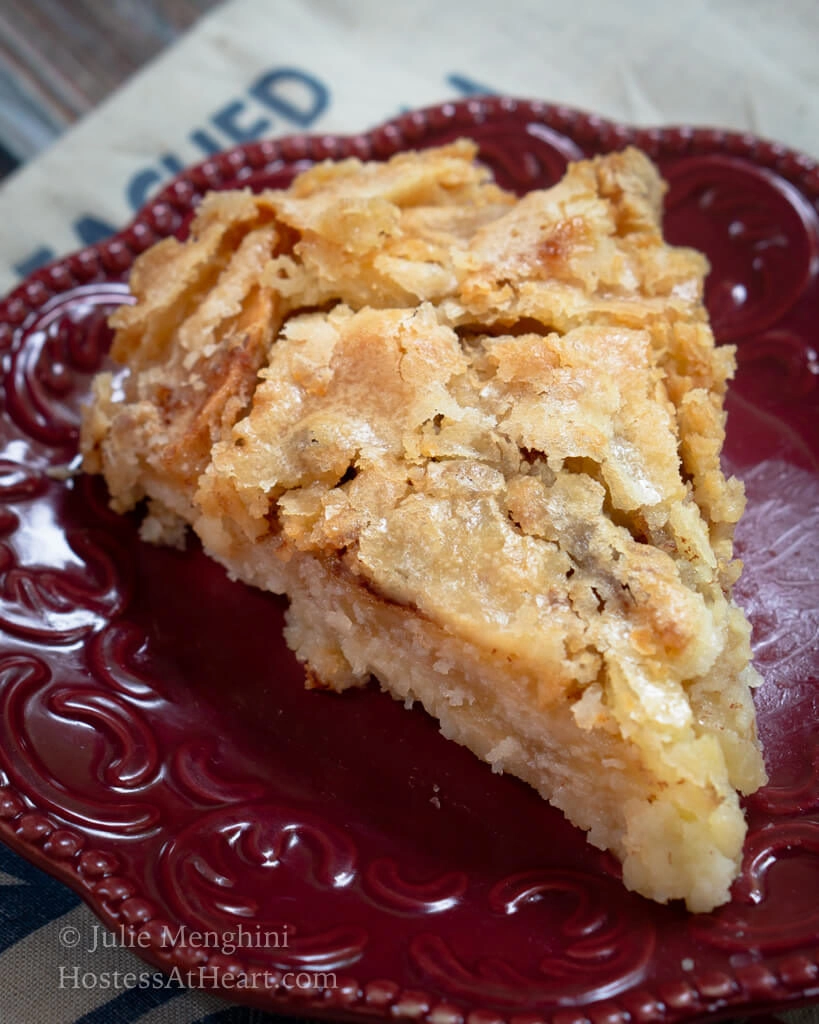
0;97;818;1023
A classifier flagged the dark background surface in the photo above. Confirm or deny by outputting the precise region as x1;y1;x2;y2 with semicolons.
0;0;221;182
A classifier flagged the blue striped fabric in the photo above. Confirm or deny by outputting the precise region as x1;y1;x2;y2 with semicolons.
0;843;312;1023
0;843;81;953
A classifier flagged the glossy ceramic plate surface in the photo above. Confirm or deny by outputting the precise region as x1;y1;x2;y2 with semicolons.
0;98;817;1023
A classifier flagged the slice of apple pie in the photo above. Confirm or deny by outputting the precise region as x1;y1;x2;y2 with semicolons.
81;140;767;912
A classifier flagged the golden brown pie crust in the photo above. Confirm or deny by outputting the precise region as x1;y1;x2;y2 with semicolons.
81;141;767;911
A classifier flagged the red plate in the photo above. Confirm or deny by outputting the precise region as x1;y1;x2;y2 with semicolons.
0;98;817;1022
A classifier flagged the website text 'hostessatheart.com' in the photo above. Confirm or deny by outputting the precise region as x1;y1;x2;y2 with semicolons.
56;922;337;993
58;965;337;993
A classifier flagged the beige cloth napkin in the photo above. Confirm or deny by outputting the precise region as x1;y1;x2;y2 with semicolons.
0;0;818;293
